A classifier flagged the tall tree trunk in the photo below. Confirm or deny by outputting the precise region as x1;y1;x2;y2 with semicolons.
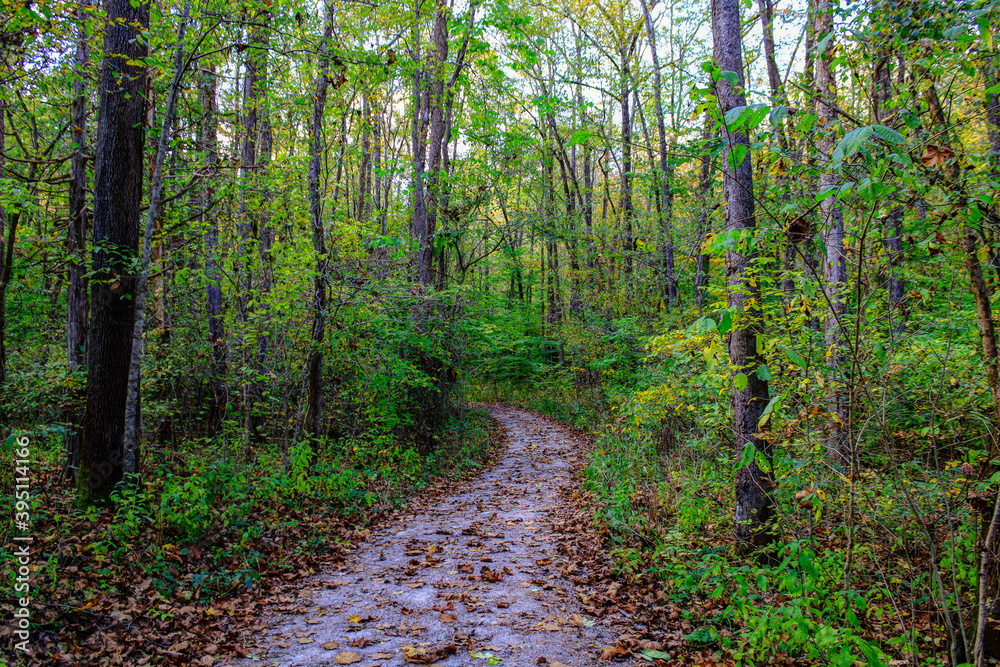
68;0;90;371
199;62;227;437
359;92;372;225
582;146;597;297
712;0;774;553
411;0;429;284
66;1;91;477
756;0;796;306
0;101;9;393
238;17;267;447
873;27;905;331
121;0;192;479
695;111;713;313
638;0;676;305
77;0;150;506
619;37;636;278
305;2;335;437
815;0;849;465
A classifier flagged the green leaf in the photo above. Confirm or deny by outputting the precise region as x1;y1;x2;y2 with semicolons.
785;347;807;369
691;316;717;334
798;549;818;579
723;104;747;128
685;626;720;646
816;185;838;202
815;31;834;56
831;126;873;169
756;364;773;381
987;83;1000;95
758;394;779;428
872;124;903;145
717;309;733;335
640;649;672;661
727;144;748;171
944;24;969;40
718;70;740;87
769;105;788;128
734;372;748;391
567;129;593;147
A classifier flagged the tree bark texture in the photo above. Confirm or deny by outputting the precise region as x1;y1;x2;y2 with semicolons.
305;2;336;437
199;63;227;436
815;0;849;465
638;0;676;306
712;0;774;553
78;0;149;505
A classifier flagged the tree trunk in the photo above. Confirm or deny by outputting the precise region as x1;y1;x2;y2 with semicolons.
65;2;91;477
68;0;90;371
873;32;905;331
238;17;268;447
199;62;227;437
815;0;849;465
638;0;676;306
0;102;9;393
695;111;713;313
619;37;636;278
77;0;150;506
121;0;192;481
359;92;372;225
712;0;774;553
305;2;336;437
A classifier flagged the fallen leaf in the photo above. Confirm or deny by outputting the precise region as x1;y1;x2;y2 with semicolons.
403;646;433;663
335;652;362;665
602;645;627;660
322;641;340;650
439;612;457;623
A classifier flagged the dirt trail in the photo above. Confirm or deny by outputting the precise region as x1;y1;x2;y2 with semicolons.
240;406;616;666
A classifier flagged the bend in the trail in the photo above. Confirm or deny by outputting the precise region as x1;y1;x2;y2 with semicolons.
240;405;616;666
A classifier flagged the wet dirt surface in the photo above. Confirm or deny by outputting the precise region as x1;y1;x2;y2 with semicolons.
239;406;616;666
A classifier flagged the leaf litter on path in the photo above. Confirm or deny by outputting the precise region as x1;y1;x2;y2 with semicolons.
237;406;618;666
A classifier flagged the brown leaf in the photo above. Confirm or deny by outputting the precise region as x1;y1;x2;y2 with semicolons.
439;612;457;623
335;652;362;665
602;645;627;660
403;646;433;663
322;641;340;650
919;144;954;168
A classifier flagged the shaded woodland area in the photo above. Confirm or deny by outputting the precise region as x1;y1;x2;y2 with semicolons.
3;0;1000;663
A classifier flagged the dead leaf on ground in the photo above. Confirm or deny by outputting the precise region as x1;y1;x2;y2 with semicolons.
602;645;628;660
322;641;340;650
403;646;433;663
335;651;362;665
439;612;457;622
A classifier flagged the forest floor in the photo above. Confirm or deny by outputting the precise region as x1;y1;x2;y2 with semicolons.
236;406;629;667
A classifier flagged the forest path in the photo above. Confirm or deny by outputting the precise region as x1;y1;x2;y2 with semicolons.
241;406;617;667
